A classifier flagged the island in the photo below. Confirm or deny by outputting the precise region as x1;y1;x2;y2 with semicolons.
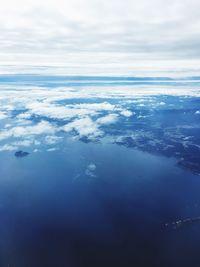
15;151;30;158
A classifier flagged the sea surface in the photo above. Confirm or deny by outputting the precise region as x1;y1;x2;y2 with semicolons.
0;74;200;266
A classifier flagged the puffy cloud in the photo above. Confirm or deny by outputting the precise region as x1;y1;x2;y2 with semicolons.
63;117;103;139
85;163;97;178
96;114;118;125
45;135;63;145
62;113;118;139
0;121;56;141
26;102;92;120
12;121;55;137
120;110;133;117
158;102;166;106
24;101;116;120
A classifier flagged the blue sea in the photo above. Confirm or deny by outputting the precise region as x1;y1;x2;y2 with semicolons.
0;74;200;266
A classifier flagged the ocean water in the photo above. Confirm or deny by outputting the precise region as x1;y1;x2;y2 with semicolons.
0;74;200;266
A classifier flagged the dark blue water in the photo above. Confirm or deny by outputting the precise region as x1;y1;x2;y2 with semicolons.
0;140;199;267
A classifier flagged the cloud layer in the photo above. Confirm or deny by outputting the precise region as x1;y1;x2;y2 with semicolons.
0;0;200;63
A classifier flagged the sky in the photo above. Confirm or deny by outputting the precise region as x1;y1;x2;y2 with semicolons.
0;0;200;70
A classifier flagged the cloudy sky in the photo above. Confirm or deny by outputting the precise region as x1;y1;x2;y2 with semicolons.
0;0;200;67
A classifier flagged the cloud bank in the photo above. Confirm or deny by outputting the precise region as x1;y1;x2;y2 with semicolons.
0;0;200;66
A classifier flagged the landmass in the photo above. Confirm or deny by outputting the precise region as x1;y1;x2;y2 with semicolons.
15;150;30;158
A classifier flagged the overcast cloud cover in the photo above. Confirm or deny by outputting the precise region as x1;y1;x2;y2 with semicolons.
0;0;200;71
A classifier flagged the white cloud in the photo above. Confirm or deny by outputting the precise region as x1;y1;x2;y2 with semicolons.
12;139;36;147
5;124;12;128
0;0;200;63
47;147;58;152
16;119;32;126
25;101;116;120
45;135;63;145
63;117;103;139
96;114;118;125
0;121;56;141
16;113;31;119
26;102;88;120
120;110;133;117
195;110;200;115
137;115;147;119
158;102;166;106
0;112;7;120
87;163;96;171
62;113;118;139
0;144;17;152
12;121;55;137
85;163;97;178
73;102;115;111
